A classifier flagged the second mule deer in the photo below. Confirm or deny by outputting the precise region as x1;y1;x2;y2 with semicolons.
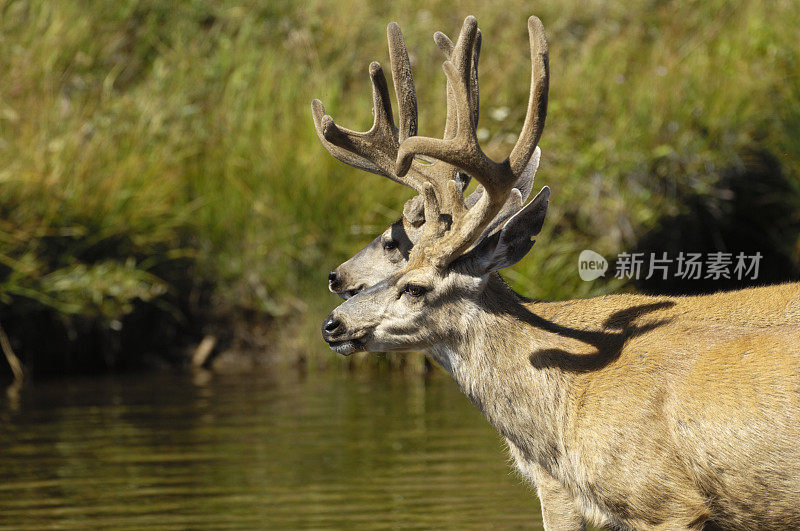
314;14;800;531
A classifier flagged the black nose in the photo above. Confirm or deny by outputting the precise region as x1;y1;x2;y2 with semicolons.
328;270;341;290
321;315;343;340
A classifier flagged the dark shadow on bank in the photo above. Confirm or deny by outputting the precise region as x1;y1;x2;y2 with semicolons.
630;147;800;295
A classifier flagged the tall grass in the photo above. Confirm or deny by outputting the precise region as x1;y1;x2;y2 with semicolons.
0;0;798;373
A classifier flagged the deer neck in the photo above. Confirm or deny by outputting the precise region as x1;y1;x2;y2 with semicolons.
427;274;573;471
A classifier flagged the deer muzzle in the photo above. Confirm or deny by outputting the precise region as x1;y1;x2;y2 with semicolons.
321;313;365;355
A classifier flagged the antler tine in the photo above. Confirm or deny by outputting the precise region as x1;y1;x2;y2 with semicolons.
426;25;481;208
311;63;395;173
311;23;426;192
311;98;386;178
435;27;481;140
387;22;417;143
509;16;549;175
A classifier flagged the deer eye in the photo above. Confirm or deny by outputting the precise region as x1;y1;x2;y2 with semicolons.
403;284;427;298
383;239;398;252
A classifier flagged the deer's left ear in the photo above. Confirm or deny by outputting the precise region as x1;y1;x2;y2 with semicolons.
471;186;550;273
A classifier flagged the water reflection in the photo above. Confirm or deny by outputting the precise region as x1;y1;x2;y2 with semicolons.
0;369;543;529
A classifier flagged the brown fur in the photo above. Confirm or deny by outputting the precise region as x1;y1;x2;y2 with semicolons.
447;278;800;530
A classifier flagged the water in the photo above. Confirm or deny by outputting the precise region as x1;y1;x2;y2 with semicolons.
0;369;544;529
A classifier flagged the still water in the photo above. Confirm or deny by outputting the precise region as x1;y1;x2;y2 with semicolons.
0;369;544;529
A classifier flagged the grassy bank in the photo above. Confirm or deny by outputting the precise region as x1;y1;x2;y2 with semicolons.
0;0;799;375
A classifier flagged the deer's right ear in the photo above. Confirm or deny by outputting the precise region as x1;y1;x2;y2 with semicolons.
474;186;550;273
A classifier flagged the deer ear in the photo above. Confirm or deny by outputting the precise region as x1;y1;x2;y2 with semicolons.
474;186;550;273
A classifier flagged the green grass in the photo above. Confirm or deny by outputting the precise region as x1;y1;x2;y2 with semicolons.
0;0;799;372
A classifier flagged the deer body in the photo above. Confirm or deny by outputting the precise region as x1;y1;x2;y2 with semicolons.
429;276;800;529
313;14;800;530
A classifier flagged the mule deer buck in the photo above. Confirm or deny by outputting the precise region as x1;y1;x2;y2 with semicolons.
314;15;800;530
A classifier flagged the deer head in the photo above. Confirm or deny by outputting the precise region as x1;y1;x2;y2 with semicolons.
318;15;549;356
315;18;542;299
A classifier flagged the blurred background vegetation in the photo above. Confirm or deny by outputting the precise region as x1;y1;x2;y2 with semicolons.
0;0;798;376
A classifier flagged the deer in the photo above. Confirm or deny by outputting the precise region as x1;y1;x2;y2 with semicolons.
313;15;800;531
